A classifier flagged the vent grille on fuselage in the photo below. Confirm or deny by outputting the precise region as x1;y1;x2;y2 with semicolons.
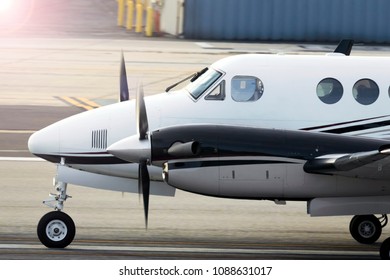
92;129;108;149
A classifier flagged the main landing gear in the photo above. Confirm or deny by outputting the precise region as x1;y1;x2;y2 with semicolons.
37;180;75;248
349;214;388;244
380;237;390;259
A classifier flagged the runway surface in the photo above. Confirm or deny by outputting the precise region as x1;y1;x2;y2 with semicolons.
1;0;390;260
0;237;380;260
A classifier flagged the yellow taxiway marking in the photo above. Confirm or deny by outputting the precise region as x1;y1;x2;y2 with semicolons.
59;96;101;111
77;97;101;108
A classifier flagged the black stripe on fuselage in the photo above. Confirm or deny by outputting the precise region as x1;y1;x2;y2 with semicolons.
302;115;390;134
33;153;128;165
321;119;390;134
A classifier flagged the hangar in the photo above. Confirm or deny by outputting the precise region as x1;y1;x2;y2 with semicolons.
160;0;390;43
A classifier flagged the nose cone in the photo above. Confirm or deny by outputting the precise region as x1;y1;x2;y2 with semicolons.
28;124;60;157
107;135;151;163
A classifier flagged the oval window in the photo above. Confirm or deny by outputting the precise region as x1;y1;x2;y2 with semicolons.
388;85;390;98
353;79;379;105
316;78;343;104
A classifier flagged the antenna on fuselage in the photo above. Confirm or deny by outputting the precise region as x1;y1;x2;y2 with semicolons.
334;39;354;56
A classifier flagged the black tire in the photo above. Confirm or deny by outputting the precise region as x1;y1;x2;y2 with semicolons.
380;237;390;260
37;211;75;248
349;215;381;244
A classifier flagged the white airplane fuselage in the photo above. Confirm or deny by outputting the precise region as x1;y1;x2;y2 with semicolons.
29;53;390;215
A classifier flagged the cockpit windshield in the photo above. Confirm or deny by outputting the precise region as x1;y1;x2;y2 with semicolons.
185;69;222;99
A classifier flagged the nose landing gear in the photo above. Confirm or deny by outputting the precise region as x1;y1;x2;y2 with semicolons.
37;179;75;248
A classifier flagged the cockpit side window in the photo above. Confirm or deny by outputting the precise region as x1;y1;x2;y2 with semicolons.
185;69;223;100
205;80;225;100
231;76;264;102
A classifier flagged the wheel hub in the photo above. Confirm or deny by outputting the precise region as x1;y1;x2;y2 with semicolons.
358;221;375;238
46;219;68;241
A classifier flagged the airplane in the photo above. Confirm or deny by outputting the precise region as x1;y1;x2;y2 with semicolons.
28;40;390;258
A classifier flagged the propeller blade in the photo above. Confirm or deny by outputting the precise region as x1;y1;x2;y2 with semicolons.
111;75;151;229
136;82;149;140
120;52;130;102
136;82;150;228
139;160;150;228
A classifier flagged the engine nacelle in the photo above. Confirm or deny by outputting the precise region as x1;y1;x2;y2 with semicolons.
163;161;286;199
163;161;220;196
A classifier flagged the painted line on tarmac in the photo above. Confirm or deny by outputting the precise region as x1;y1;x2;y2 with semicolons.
195;42;233;50
77;97;101;109
57;96;101;111
0;130;36;134
0;157;44;162
0;150;30;153
195;42;214;49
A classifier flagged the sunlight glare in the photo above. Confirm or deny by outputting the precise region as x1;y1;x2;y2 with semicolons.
0;0;13;13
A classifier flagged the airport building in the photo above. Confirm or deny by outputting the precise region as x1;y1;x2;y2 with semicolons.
161;0;390;43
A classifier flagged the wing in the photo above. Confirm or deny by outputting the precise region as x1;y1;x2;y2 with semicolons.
304;147;390;179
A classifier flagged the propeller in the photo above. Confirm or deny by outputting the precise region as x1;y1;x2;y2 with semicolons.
108;78;151;228
135;82;150;228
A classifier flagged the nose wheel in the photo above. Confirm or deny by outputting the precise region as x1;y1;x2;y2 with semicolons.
37;211;75;248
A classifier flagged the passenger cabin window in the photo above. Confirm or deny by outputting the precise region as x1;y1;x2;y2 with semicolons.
388;85;390;98
205;80;225;100
316;78;343;104
353;79;379;105
185;69;222;100
231;76;264;102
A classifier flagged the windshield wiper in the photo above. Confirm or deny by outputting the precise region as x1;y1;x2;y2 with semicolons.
165;67;208;92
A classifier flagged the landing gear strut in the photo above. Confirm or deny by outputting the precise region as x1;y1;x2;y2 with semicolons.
349;214;387;244
37;177;75;248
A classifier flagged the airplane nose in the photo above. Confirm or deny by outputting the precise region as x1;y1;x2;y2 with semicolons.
28;124;60;157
